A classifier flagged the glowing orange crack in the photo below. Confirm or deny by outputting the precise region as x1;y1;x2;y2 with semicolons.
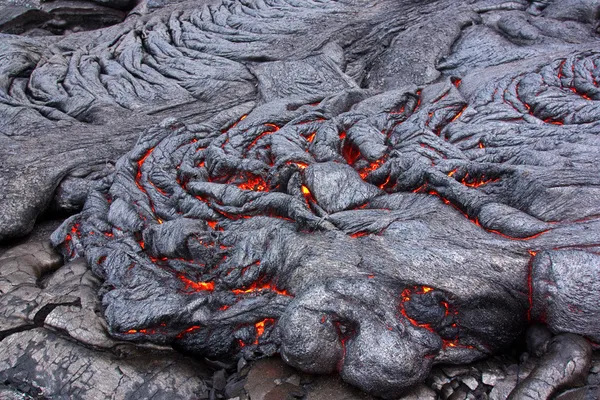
178;274;215;293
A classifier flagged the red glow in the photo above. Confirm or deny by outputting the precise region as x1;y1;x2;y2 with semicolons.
379;175;391;189
125;327;158;335
451;105;467;122
451;77;462;88
135;148;155;192
399;286;437;333
557;60;566;80
461;175;499;188
390;105;405;115
254;318;275;344
350;231;369;238
232;281;291;296
207;221;218;229
359;159;384;179
287;161;308;169
342;141;361;165
527;250;536;321
544;118;564;125
443;340;474;350
221;114;248;133
248;124;279;150
339;131;347;140
176;325;201;339
486;228;549;241
413;183;427;193
178;274;215;293
237;174;268;191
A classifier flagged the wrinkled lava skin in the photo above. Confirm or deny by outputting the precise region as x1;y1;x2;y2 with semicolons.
1;0;599;397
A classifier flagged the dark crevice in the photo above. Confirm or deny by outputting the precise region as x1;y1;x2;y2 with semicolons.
0;299;82;342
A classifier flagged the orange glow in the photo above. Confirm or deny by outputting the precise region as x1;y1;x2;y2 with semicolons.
379;175;391;189
134;147;163;224
350;231;369;238
232;281;291;296
359;159;384;179
390;105;406;115
412;183;427;193
176;325;201;339
399;286;437;333
125;327;157;335
237;174;268;191
221;114;248;133
287;161;308;169
342;141;361;165
451;105;467;122
557;60;566;79
306;132;316;142
544;118;564;125
415;90;422;109
442;340;473;350
460;175;499;188
207;221;218;229
254;318;275;344
486;228;549;241
178;274;215;293
447;168;457;177
135;148;155;192
248;126;277;150
301;185;316;208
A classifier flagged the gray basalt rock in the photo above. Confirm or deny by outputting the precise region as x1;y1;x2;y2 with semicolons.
0;0;600;398
0;240;213;399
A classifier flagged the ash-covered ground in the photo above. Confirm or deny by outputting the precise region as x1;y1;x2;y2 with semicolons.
2;0;600;399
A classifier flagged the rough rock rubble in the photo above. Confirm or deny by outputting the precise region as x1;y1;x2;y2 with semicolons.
1;0;600;398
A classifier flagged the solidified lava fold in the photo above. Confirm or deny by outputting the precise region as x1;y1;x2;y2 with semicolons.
1;0;600;397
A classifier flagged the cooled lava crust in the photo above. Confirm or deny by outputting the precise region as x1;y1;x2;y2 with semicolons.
0;0;595;397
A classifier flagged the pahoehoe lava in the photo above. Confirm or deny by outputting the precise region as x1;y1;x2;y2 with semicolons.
2;0;600;398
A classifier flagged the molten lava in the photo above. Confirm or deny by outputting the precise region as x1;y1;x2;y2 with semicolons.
178;274;215;293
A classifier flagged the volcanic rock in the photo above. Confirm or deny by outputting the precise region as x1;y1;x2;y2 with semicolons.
1;0;600;398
